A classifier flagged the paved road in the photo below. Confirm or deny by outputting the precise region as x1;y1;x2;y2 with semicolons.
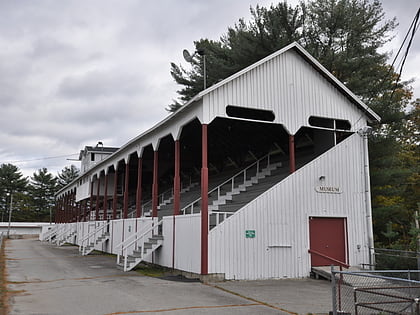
5;238;331;315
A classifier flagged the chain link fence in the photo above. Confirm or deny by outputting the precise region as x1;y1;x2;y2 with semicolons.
332;268;420;314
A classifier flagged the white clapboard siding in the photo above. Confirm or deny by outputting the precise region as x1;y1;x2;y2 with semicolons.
203;49;366;134
209;133;370;280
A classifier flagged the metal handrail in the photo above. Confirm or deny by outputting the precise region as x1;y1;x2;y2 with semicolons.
308;249;350;268
114;219;154;250
182;152;274;215
42;225;58;241
79;221;109;254
117;218;162;271
54;225;72;243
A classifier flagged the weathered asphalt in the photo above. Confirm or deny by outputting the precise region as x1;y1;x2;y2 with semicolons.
5;237;332;315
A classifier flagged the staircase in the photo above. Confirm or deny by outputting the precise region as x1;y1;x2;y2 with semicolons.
79;222;110;255
56;230;77;246
116;219;163;272
41;225;58;242
181;153;283;216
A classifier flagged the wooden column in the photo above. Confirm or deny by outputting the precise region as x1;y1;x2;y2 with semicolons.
152;151;159;218
89;179;94;221
136;157;143;218
173;140;181;216
103;173;108;220
112;166;118;220
95;176;101;220
123;161;130;219
289;135;296;174
201;124;209;275
83;199;87;222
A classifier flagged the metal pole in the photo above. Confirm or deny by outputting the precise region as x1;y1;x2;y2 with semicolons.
7;193;13;238
331;265;337;315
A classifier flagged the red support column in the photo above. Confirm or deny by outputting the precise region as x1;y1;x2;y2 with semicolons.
112;167;118;220
77;201;82;222
89;180;94;221
95;176;101;220
83;199;87;222
136;157;143;218
104;173;108;220
152;151;159;218
289;134;296;174
65;194;69;223
71;191;75;222
174;140;181;216
123;161;129;219
201;124;209;275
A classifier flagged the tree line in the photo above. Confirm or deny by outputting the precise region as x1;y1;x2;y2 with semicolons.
169;0;419;250
0;164;79;223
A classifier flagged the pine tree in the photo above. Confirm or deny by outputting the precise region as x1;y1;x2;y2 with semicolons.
57;165;80;188
28;168;57;222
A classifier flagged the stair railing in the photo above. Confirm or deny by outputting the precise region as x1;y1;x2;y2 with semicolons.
42;225;58;242
117;218;163;271
79;221;110;255
54;225;72;244
114;218;155;252
181;152;273;215
209;211;234;228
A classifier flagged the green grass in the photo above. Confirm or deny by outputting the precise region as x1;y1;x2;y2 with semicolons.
134;264;168;278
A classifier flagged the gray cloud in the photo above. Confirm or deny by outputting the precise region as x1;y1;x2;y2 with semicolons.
0;0;417;177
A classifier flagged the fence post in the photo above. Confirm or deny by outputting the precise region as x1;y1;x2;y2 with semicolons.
331;265;337;315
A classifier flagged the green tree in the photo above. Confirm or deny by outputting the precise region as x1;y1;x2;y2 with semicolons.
57;165;80;188
0;163;28;223
28;168;57;222
169;0;418;254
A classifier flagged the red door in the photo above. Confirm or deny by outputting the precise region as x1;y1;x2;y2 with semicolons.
309;217;347;267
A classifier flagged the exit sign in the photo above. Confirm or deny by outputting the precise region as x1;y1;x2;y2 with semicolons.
245;230;255;238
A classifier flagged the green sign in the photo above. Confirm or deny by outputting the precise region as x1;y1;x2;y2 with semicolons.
245;230;255;238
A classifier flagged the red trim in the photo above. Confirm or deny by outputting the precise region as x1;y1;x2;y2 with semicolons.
174;140;181;216
201;124;209;275
83;199;87;222
89;181;94;221
289;135;296;173
95;176;101;220
123;162;129;219
112;166;118;220
136;157;142;218
152;151;159;218
103;173;108;220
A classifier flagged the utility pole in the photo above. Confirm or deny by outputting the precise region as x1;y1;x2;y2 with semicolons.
7;192;13;238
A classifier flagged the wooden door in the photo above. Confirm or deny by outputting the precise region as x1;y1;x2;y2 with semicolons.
309;217;347;267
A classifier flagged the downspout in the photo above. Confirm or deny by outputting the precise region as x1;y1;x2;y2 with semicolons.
359;126;375;269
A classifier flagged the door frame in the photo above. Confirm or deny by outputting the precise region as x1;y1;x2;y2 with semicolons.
308;216;349;267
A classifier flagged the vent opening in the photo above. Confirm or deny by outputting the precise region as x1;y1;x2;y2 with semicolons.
226;105;275;122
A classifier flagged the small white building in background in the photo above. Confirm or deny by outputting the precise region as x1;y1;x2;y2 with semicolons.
50;42;380;280
0;222;53;237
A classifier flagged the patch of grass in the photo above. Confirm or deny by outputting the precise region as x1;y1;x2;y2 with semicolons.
0;238;8;315
134;264;168;278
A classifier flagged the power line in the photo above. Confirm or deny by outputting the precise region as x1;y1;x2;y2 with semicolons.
390;7;420;100
2;153;79;164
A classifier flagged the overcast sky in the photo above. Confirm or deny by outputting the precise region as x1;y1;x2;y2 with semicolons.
0;0;419;178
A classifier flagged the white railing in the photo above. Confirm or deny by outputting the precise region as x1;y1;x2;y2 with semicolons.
181;153;273;215
54;225;72;244
209;211;234;227
117;218;162;271
41;225;58;242
79;221;110;255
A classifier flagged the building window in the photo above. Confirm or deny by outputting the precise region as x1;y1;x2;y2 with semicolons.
308;116;351;131
91;153;95;161
226;105;275;122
